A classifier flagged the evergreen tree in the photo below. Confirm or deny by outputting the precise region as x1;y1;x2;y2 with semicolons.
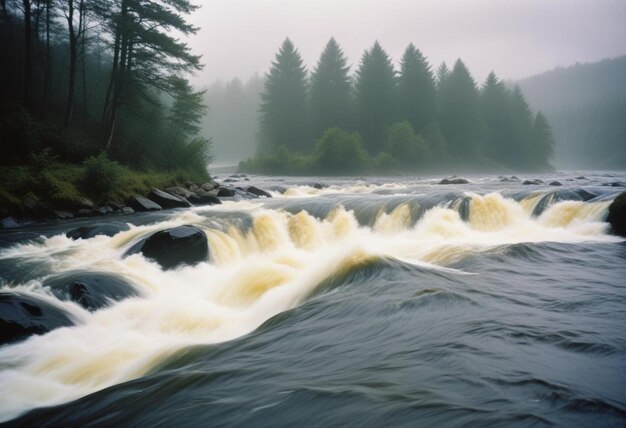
309;37;352;140
480;71;511;165
355;41;396;154
438;59;485;162
507;86;534;168
385;121;430;169
436;62;450;88
397;44;437;135
259;38;309;153
530;111;554;169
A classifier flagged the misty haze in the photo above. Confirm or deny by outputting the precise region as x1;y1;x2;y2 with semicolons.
1;0;625;426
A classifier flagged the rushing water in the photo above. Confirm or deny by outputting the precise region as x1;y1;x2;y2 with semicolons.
0;172;625;427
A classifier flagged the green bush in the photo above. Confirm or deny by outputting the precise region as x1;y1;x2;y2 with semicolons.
312;128;369;174
385;121;430;169
82;152;122;199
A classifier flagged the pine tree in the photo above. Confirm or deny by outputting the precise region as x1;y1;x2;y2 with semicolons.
530;111;554;169
397;44;437;135
508;86;534;169
355;41;396;154
480;71;511;165
438;59;485;162
259;38;309;153
309;37;352;140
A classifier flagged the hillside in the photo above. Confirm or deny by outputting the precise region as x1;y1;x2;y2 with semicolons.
516;56;626;169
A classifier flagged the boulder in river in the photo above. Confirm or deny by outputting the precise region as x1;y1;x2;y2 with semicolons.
127;195;162;211
165;186;194;199
44;271;140;311
0;293;74;345
522;179;543;185
246;186;272;198
188;192;221;206
549;181;562;186
217;187;236;197
148;189;191;208
1;217;19;229
439;178;469;185
124;225;209;269
607;191;626;236
66;221;130;240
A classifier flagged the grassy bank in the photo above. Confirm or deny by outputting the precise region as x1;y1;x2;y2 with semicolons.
0;153;209;218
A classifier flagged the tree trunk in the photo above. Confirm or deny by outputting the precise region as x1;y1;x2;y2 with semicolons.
62;0;76;132
101;32;120;126
81;18;87;125
41;0;51;118
22;0;32;110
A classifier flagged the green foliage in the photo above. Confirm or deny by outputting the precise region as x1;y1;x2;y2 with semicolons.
311;128;369;174
82;152;122;199
385;121;430;169
259;38;309;153
309;38;353;140
355;42;396;154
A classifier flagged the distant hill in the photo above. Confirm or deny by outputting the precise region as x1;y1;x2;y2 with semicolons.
516;56;626;169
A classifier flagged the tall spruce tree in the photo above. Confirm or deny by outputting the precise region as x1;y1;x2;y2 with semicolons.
355;41;396;154
480;71;511;165
259;38;309;153
438;59;485;162
530;111;554;170
309;37;352;140
397;44;437;135
507;86;534;169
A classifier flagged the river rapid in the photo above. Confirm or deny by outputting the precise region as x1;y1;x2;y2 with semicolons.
0;172;625;427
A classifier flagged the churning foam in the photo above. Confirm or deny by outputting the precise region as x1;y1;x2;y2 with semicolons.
0;192;620;421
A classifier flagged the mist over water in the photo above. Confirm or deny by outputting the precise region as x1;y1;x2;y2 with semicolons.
1;172;625;426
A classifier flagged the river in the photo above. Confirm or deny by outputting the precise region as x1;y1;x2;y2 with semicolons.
0;172;625;427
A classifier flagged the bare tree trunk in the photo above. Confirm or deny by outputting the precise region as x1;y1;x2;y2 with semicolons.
62;0;84;134
101;31;120;126
22;0;32;110
41;0;51;118
81;23;87;125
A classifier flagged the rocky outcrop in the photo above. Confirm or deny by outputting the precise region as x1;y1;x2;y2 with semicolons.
66;221;130;240
0;293;74;345
124;225;209;269
247;186;272;198
188;192;221;205
44;271;140;311
217;187;236;197
147;189;191;208
607;191;626;236
127;195;162;212
165;186;194;199
439;177;469;185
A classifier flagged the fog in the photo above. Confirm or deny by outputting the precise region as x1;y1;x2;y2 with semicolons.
189;0;626;84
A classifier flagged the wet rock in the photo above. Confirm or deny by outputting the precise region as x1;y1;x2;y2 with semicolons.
247;186;272;198
148;189;191;209
201;182;218;192
54;211;74;220
106;201;124;211
549;181;562;186
127;195;162;211
312;182;327;189
66;221;130;240
188;184;199;192
97;206;113;215
607;191;626;236
188;192;221;205
217;187;236;197
603;181;625;187
269;185;287;194
76;209;95;217
1;217;19;229
223;178;237;183
121;206;135;214
575;176;586;180
44;271;140;311
124;225;209;269
165;186;194;199
522;179;543;185
0;293;74;345
439;178;469;185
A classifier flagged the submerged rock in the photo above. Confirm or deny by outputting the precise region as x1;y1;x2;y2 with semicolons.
607;191;626;236
44;271;140;311
124;225;209;269
247;186;272;198
127;195;161;211
148;189;191;208
549;181;562;186
0;293;74;345
523;179;544;185
439;178;469;185
66;221;130;240
312;182;327;189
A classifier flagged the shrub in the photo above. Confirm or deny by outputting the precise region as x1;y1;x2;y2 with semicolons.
312;128;369;174
385;121;430;169
82;152;122;199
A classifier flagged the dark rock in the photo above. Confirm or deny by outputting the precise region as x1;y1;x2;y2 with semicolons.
76;209;95;217
124;225;208;269
66;221;130;240
603;181;625;187
523;179;544;185
127;196;162;211
217;187;236;197
2;217;20;229
576;176;586;180
269;185;287;194
54;211;74;220
247;186;272;198
165;186;194;199
312;182;326;189
188;193;221;205
201;182;218;192
148;189;191;209
44;271;140;311
223;178;237;183
97;206;113;215
607;191;626;236
0;293;74;345
121;206;135;214
549;181;562;186
106;201;124;210
439;178;469;185
188;184;199;192
244;178;250;181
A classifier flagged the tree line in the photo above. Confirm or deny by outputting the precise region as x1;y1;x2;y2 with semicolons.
0;0;210;176
241;38;554;174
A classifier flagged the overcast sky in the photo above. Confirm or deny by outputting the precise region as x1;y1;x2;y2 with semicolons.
188;0;626;86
